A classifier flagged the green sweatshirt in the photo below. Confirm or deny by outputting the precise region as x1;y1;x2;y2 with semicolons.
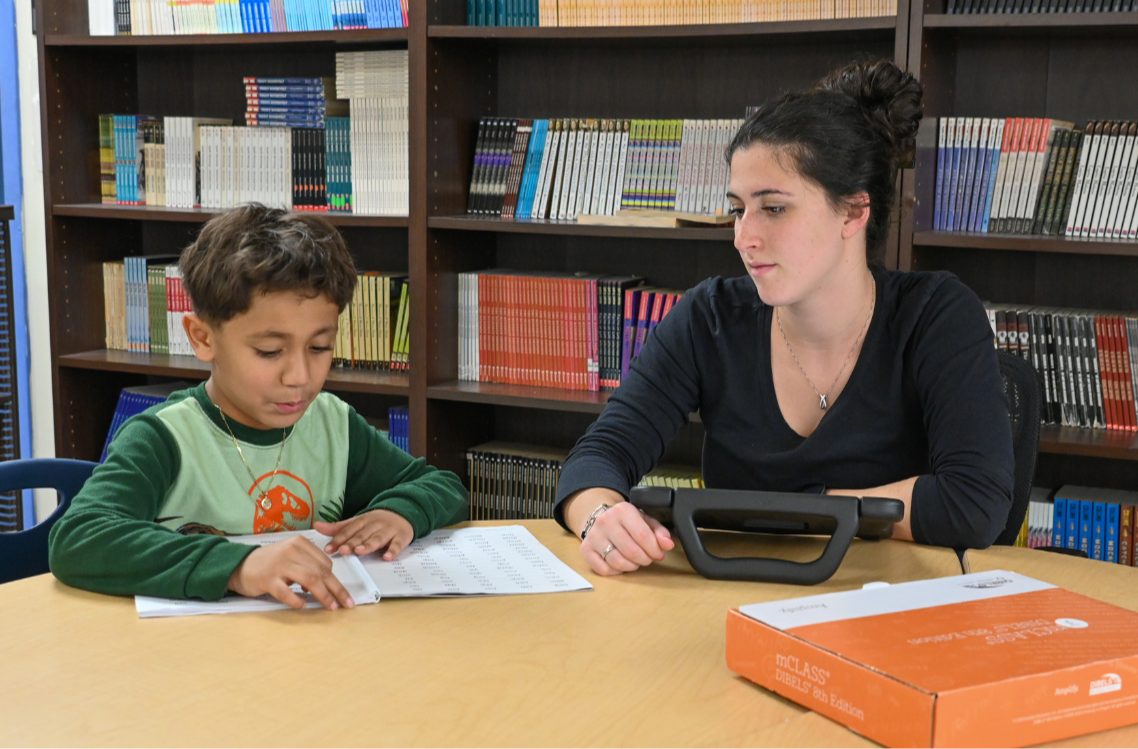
49;383;468;600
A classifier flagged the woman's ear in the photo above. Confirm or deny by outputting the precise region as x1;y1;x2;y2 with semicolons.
184;313;217;363
841;192;871;240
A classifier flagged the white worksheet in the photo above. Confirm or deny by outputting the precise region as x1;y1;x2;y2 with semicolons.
136;525;591;617
357;525;593;597
135;530;382;618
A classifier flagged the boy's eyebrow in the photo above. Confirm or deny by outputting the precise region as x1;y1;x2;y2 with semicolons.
725;188;792;200
248;326;337;340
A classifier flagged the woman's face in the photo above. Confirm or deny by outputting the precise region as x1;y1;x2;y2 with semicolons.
727;144;853;308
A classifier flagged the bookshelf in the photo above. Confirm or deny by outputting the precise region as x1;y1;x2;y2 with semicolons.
39;0;909;489
418;1;910;478
37;0;416;462
902;0;1138;490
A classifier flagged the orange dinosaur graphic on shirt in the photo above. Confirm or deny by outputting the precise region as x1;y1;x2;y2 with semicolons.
248;470;314;533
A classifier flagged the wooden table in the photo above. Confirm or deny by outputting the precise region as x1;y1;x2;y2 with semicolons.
963;546;1138;749
0;520;961;747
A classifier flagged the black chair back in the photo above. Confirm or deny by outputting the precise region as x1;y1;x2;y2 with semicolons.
993;349;1042;546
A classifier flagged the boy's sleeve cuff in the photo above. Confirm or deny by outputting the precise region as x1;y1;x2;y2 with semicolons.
369;498;430;540
184;542;259;601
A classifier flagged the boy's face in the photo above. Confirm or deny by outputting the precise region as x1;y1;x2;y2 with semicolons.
185;290;340;431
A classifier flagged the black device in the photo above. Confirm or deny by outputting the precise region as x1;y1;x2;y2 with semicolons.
629;486;905;585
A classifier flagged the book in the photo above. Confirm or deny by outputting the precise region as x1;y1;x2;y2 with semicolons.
1092;500;1106;560
98;114;117;203
1053;495;1067;548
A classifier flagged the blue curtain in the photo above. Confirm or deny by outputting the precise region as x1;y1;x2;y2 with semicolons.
0;0;36;525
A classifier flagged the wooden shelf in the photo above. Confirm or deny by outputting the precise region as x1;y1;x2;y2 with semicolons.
1040;425;1138;461
911;231;1138;257
428;17;898;42
427;380;612;412
57;351;410;395
54;204;409;227
44;28;409;46
923;11;1138;34
427;380;702;422
429;215;735;241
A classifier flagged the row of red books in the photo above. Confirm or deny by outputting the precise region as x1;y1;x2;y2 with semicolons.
457;270;685;392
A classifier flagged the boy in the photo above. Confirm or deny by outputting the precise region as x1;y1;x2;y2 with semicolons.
49;204;467;610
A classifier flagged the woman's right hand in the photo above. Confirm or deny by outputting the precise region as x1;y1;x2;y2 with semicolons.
566;489;675;575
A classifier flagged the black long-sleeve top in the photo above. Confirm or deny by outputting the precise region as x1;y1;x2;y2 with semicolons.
554;269;1015;549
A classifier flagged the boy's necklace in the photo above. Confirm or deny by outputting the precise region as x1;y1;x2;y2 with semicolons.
214;404;289;511
776;276;876;411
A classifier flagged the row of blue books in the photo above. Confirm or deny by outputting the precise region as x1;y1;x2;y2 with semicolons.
387;405;409;453
92;0;407;36
100;383;194;461
467;0;538;25
1052;488;1138;565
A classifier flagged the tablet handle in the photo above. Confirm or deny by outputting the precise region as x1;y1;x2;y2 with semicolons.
671;489;859;584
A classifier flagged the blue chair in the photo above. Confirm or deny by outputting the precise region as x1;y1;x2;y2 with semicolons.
0;459;98;585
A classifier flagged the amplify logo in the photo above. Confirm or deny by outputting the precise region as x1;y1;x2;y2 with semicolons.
1089;673;1123;696
962;576;1015;590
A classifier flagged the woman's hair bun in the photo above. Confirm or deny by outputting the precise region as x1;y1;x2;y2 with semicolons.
814;59;923;168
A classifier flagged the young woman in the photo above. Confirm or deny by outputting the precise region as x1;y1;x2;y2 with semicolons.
555;59;1014;576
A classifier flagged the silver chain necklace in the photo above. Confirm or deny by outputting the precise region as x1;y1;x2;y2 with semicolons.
213;400;289;511
776;276;876;411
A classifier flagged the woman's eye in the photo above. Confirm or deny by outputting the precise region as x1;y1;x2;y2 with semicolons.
255;349;281;358
310;346;334;354
728;206;744;217
764;205;785;215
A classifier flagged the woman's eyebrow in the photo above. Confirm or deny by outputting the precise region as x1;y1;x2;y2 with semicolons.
725;188;792;200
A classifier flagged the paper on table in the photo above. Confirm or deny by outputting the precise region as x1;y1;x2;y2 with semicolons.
135;529;382;618
356;525;593;597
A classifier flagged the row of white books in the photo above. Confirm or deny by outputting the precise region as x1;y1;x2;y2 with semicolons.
198;126;294;210
349;98;409;215
336;51;409;215
468;117;742;220
335;50;409;99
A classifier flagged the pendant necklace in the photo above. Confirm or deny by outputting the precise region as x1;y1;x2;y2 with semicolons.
777;276;876;411
214;402;289;511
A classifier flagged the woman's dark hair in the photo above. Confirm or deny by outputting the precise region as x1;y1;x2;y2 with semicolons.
726;59;922;264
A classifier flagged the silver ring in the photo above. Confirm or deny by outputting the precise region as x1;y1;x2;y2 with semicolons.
601;544;615;562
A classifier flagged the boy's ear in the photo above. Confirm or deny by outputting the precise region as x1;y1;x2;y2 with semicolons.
184;313;217;363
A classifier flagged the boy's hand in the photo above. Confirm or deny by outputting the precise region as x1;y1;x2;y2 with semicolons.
228;536;355;611
315;509;414;561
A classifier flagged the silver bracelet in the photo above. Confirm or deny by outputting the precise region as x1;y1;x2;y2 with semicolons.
580;503;610;540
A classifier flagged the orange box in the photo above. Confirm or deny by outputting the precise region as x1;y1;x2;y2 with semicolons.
727;571;1138;747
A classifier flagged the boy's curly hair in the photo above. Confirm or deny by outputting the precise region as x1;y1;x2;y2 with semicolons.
180;204;357;325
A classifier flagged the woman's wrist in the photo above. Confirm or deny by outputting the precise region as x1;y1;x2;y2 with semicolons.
564;487;624;538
